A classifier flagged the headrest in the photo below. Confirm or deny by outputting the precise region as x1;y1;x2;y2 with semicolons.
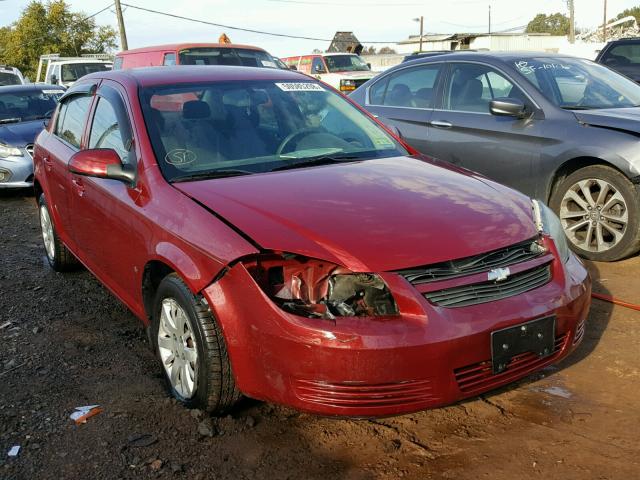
183;100;210;120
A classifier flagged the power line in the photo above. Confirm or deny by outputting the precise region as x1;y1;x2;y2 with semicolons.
85;3;114;20
120;2;398;43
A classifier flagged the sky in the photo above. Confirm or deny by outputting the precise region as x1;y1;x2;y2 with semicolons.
0;0;639;57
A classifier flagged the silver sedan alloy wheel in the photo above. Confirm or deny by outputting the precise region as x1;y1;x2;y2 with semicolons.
39;205;55;260
157;298;199;398
560;178;628;253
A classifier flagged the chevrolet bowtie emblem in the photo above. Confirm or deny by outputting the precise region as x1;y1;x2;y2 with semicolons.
488;267;511;282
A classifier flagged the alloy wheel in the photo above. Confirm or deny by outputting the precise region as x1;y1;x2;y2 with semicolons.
559;178;628;253
39;205;55;260
157;298;199;398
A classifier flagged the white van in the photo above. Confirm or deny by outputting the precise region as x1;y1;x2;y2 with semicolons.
0;66;26;86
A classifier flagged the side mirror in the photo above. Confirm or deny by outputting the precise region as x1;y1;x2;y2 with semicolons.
51;74;58;85
289;65;297;71
68;149;135;184
314;64;326;73
367;63;372;69
490;97;528;118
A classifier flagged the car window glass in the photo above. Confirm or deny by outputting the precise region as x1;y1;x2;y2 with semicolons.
311;57;325;73
445;64;522;113
56;95;92;148
113;57;123;70
372;64;442;108
163;53;176;66
141;80;406;181
602;44;640;66
512;57;640;109
89;97;130;162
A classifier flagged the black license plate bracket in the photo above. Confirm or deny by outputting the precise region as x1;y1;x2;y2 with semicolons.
491;316;555;374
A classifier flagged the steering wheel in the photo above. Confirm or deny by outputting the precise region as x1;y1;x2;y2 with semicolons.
276;127;328;156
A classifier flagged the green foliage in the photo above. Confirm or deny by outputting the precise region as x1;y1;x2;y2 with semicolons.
615;6;640;24
0;1;117;79
526;13;570;35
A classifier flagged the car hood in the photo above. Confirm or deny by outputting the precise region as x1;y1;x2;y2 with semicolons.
329;70;376;79
573;107;640;135
174;156;537;272
0;119;47;148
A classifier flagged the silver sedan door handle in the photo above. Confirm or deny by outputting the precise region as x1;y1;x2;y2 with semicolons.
430;120;453;128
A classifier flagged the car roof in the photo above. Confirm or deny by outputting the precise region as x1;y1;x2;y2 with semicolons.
0;84;62;94
400;50;585;67
82;65;312;88
117;43;267;55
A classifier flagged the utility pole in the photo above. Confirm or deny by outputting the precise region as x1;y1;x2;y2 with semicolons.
414;16;424;52
603;0;607;42
568;0;575;43
488;5;491;35
114;0;128;51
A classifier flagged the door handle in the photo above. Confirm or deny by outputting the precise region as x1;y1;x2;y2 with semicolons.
43;156;52;172
72;177;85;196
430;120;453;128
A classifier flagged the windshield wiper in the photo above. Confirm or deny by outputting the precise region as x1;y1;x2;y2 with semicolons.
271;155;361;172
171;169;253;183
0;117;22;124
562;106;595;110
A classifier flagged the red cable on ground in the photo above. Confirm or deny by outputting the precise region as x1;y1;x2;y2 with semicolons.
591;292;640;312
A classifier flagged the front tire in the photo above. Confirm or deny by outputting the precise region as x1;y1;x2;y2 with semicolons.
550;165;640;261
38;193;80;271
151;274;241;414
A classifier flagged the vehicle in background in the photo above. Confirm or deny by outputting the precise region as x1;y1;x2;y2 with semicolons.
273;57;290;70
0;66;26;86
595;38;640;82
113;43;280;70
0;84;64;188
36;54;113;88
350;52;640;261
281;53;376;93
33;66;589;417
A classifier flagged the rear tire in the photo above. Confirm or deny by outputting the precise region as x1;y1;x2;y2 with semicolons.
38;193;80;271
550;165;640;261
151;274;241;414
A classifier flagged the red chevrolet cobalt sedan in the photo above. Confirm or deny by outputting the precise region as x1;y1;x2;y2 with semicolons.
33;66;591;417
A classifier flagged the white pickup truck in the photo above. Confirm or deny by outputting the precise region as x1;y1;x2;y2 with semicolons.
281;53;376;93
36;54;113;88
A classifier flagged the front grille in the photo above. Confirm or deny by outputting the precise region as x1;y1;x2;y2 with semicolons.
424;264;551;308
454;333;567;394
398;238;544;285
25;144;34;158
293;379;438;409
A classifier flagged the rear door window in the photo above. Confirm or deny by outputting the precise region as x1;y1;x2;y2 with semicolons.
163;53;176;66
55;95;92;148
369;64;443;108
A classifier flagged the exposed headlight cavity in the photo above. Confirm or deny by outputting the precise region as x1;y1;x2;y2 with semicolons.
245;254;399;320
532;200;571;263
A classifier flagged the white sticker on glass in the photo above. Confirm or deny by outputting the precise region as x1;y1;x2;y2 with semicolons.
276;82;325;92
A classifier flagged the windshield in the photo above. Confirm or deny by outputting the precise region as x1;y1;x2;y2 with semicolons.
324;55;370;73
513;57;640;109
140;80;406;182
178;48;278;68
0;89;64;122
0;72;21;86
61;63;110;82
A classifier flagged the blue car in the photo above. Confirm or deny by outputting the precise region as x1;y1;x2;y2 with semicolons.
0;84;65;188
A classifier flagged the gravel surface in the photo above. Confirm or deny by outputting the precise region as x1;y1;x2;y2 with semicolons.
1;189;639;480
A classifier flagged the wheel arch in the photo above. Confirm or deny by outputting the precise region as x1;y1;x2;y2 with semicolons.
546;157;628;204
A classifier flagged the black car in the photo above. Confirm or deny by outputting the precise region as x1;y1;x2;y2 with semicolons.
349;51;640;261
595;38;640;82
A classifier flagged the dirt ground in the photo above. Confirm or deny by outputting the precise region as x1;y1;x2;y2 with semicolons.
1;189;639;480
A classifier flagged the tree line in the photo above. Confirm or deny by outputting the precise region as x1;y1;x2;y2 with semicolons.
0;1;117;80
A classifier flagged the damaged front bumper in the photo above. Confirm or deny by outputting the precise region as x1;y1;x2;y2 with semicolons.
202;252;591;417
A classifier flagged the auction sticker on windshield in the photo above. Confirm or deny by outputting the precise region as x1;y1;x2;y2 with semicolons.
276;82;325;92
